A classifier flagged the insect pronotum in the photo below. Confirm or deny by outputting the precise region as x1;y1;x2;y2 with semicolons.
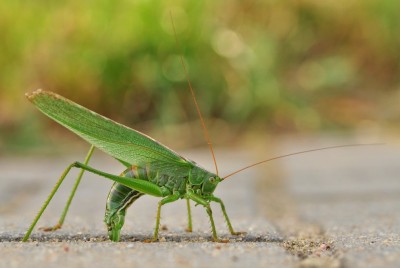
22;15;381;243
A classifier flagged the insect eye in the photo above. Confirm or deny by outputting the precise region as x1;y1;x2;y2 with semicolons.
209;177;215;183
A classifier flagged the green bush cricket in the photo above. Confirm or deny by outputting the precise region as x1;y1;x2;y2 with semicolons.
22;89;379;242
22;15;381;243
22;88;241;242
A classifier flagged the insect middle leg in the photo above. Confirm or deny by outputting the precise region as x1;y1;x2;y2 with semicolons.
185;197;193;232
150;191;181;242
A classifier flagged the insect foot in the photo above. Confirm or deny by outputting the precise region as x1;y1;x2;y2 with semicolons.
212;238;229;243
231;231;247;236
39;223;62;232
143;238;159;243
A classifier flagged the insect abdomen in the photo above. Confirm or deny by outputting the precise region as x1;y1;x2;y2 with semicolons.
104;166;144;241
104;165;188;241
106;182;143;214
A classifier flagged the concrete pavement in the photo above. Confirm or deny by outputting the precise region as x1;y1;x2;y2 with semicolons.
0;138;399;267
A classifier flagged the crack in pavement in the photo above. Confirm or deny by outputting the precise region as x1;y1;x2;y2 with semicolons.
0;232;283;243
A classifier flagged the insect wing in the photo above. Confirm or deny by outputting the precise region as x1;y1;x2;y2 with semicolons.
26;90;193;172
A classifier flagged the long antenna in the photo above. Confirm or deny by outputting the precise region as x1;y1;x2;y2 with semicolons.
170;11;219;175
223;143;383;179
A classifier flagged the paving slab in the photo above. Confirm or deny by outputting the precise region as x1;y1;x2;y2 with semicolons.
278;140;400;268
1;139;399;268
0;148;295;268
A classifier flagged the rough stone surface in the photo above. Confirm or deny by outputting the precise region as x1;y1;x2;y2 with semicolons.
1;139;399;267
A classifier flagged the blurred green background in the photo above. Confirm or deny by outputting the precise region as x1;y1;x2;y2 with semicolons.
1;0;399;153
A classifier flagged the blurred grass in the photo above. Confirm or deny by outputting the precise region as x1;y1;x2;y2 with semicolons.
0;0;399;152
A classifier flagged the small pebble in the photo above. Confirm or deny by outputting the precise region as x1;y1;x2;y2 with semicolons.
319;243;327;250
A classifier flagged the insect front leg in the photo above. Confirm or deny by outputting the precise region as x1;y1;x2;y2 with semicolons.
185;191;225;242
209;196;245;236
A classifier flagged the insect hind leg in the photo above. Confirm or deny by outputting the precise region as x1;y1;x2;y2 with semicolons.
41;146;96;233
22;146;95;242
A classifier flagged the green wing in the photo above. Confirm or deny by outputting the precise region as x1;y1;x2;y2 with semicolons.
26;89;194;172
